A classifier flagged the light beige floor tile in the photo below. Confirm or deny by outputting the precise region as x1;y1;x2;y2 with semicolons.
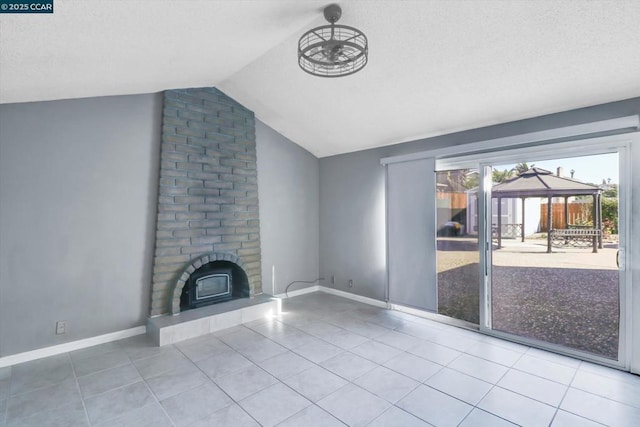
196;349;253;379
448;354;509;384
350;340;402;364
145;362;209;401
175;334;231;362
407;340;462;366
257;351;315;380
477;387;557;427
9;355;74;395
551;410;604;427
426;367;492;405
368;405;432;427
571;369;640;408
77;363;141;398
459;408;518;427
465;341;523;367
84;381;155;425
384;352;443;382
320;351;378;381
214;364;278;401
397;384;472;427
276;404;344;427
560;387;640;427
189;403;259;427
239;382;311;427
513;354;577;385
6;378;81;422
498;369;568;407
133;347;193;380
6;400;87;427
354;366;419;403
94;402;173;427
317;383;390;427
284;366;348;402
292;338;343;364
161;382;233;427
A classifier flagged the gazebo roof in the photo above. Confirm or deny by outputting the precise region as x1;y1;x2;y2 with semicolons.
492;167;601;198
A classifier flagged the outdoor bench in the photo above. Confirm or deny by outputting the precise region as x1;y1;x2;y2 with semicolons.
549;228;601;252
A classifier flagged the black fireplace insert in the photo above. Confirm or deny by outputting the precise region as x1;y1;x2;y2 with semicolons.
180;260;250;311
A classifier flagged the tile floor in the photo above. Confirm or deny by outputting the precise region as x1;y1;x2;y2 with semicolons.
1;292;640;426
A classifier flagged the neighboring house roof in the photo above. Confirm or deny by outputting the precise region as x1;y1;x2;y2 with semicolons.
492;168;601;198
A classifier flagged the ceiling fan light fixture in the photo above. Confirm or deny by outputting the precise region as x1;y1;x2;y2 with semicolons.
298;4;368;77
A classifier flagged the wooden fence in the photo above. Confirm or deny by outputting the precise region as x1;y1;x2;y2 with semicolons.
436;191;467;209
539;202;593;231
436;193;596;232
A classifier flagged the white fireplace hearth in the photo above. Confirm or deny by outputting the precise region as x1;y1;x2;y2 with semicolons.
147;295;279;346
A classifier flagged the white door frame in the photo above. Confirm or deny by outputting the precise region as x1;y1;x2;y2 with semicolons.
382;117;638;371
470;140;631;370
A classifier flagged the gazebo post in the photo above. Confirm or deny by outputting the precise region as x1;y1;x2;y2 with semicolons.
497;197;502;249
563;195;569;246
598;192;603;249
592;194;598;253
547;195;553;253
521;197;525;242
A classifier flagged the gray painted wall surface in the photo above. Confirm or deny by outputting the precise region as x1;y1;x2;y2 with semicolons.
318;97;640;371
319;149;388;299
256;120;319;295
387;158;437;310
320;97;640;298
0;93;318;358
1;89;638;371
0;94;162;357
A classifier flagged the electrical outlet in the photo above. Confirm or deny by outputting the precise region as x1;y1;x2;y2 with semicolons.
348;279;353;288
55;321;66;335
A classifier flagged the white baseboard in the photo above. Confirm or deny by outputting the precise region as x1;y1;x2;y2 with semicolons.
294;287;474;331
389;303;479;331
275;285;388;310
0;326;146;368
274;285;320;299
275;286;474;329
318;286;388;308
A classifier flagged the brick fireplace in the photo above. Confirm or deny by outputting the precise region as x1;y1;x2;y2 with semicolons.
150;88;262;317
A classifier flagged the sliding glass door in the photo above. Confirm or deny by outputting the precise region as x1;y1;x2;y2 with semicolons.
435;141;629;365
487;153;623;360
435;169;480;324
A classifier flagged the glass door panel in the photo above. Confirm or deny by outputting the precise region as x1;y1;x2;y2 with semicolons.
436;169;480;324
488;154;621;359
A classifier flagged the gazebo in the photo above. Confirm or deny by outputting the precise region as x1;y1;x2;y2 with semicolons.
491;168;603;253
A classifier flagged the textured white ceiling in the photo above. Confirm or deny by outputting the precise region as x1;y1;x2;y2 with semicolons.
2;1;640;157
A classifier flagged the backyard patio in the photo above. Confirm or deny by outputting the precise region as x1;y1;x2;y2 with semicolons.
437;236;619;359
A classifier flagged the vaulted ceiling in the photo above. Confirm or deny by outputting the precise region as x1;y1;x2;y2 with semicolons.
2;0;639;157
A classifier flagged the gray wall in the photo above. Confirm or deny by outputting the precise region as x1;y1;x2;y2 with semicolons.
0;94;163;357
1;89;638;370
319;149;387;299
0;93;320;358
319;97;640;298
319;96;640;371
256;120;319;295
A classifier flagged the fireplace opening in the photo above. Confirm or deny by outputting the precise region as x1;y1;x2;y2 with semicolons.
180;260;250;311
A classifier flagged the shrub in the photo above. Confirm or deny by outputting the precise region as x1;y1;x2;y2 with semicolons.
601;198;618;234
